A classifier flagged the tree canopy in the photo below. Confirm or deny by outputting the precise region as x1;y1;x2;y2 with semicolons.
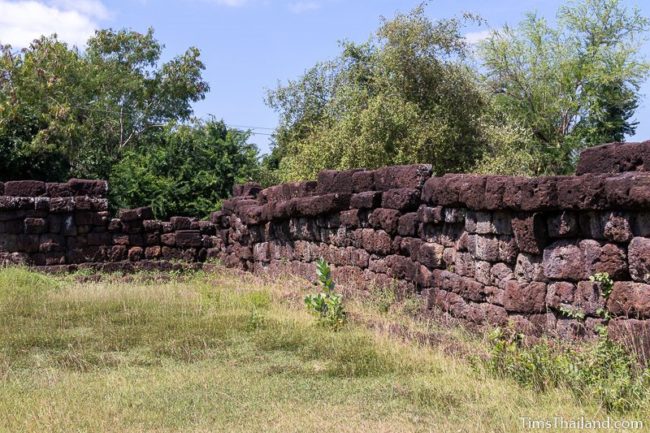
109;118;260;218
477;0;649;175
0;29;260;219
266;0;649;179
265;6;493;181
0;29;209;181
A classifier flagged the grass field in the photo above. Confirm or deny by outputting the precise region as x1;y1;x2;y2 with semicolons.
0;266;648;433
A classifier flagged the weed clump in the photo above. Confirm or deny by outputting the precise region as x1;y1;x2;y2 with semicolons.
484;327;650;413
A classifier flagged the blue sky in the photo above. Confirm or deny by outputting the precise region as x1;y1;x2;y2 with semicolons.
1;0;649;154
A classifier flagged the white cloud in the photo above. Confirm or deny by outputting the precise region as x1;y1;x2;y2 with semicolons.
0;0;109;48
288;1;319;14
464;29;492;45
51;0;110;19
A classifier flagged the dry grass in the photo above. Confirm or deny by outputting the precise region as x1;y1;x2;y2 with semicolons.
0;266;647;432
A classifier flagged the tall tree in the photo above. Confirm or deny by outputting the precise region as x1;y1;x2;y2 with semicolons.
0;29;209;180
109;119;260;219
478;0;649;175
266;6;492;181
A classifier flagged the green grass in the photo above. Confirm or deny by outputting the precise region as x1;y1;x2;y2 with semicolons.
0;266;648;432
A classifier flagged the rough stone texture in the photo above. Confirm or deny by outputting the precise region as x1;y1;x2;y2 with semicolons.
608;282;650;319
576;141;650;175
543;241;586;281
512;213;547;255
504;281;547;313
547;211;578;238
5;147;650;351
629;237;650;283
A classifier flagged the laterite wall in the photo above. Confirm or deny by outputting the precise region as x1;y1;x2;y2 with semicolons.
2;140;650;355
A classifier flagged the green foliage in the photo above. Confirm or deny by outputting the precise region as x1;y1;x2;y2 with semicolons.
304;259;346;330
590;272;614;299
478;0;650;175
266;5;493;180
109;118;260;219
0;267;58;312
558;305;586;321
0;28;209;181
0;29;264;220
370;282;398;314
486;327;650;413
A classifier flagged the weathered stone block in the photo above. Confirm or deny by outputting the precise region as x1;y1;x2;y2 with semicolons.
175;230;202;248
545;282;575;309
161;233;176;247
145;246;162;259
369;208;401;234
67;179;108;197
397;213;419;237
468;235;500;262
574;281;605;316
23;218;46;234
49;197;75;213
512;213;547;255
385;255;418;281
361;229;392;255
608;282;650;319
417;242;444;269
543;241;585;281
381;188;420;211
128;246;144;262
417;205;443;224
170;216;192;230
351;170;375;192
514;253;546;282
628;237;650;283
350;191;381;209
490;262;515;290
580;239;627;280
399;237;422;258
374;164;432;191
39;234;64;253
603;213;632;243
454;251;475;277
316;169;361;194
295;193;351;217
547;211;578;238
504;281;547;313
576;141;650;175
484;176;509;210
4;180;45;197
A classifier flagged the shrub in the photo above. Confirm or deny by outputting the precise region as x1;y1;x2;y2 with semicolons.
485;327;650;413
304;259;346;330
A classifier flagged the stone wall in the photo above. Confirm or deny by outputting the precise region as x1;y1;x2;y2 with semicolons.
0;179;223;272
2;142;650;355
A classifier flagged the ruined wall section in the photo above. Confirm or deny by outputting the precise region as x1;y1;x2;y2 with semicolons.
0;179;225;272
215;146;650;353
2;142;650;354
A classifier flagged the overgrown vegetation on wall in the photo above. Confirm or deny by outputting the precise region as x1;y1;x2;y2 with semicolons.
0;29;259;219
265;0;649;180
1;0;648;213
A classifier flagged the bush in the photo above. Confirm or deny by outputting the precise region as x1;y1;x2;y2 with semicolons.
304;259;346;330
485;327;650;413
109;119;260;219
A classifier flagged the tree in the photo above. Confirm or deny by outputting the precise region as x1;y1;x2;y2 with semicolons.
266;5;492;181
109;119;260;219
0;28;209;180
478;0;649;175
